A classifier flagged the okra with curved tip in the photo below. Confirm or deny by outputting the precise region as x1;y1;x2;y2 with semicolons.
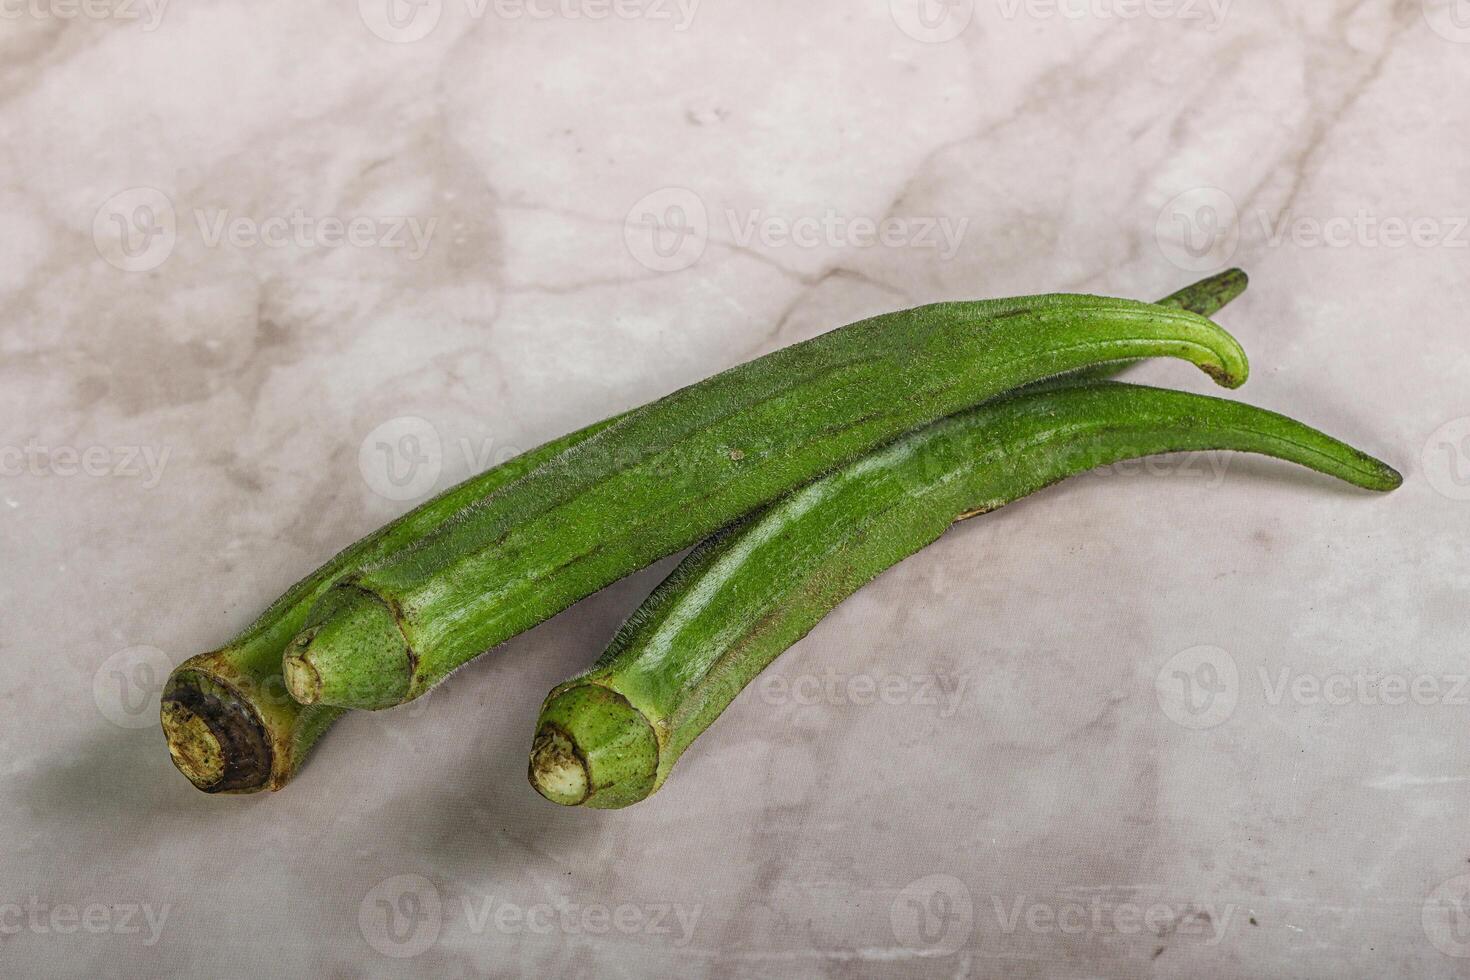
283;293;1251;710
528;381;1401;809
161;270;1246;792
159;415;620;793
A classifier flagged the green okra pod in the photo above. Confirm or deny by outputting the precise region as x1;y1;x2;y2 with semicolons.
161;271;1246;792
529;381;1401;808
283;292;1252;710
160;416;620;793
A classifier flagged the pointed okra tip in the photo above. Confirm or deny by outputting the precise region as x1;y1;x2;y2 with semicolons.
529;684;660;809
1361;456;1404;493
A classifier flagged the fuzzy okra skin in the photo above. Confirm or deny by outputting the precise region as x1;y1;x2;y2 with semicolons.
529;381;1401;808
283;294;1252;711
159;415;620;793
159;271;1244;793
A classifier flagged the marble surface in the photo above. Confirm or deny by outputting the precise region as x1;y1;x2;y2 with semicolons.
3;1;1469;976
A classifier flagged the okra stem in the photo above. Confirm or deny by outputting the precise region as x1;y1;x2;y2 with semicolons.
160;417;621;793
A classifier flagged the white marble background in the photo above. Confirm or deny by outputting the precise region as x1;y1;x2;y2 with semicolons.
3;0;1469;976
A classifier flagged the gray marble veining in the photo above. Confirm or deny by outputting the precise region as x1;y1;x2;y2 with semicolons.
3;1;1468;976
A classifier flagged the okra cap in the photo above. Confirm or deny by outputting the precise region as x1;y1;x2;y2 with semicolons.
529;684;659;809
282;588;413;710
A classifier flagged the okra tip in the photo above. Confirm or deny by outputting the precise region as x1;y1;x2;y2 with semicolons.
160;663;273;794
529;685;660;809
282;589;413;710
1192;320;1249;390
1355;455;1404;493
1162;267;1247;313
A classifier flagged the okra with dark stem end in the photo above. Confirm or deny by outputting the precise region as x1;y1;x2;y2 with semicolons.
283;291;1251;710
159;270;1244;791
529;381;1401;808
159;417;620;793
